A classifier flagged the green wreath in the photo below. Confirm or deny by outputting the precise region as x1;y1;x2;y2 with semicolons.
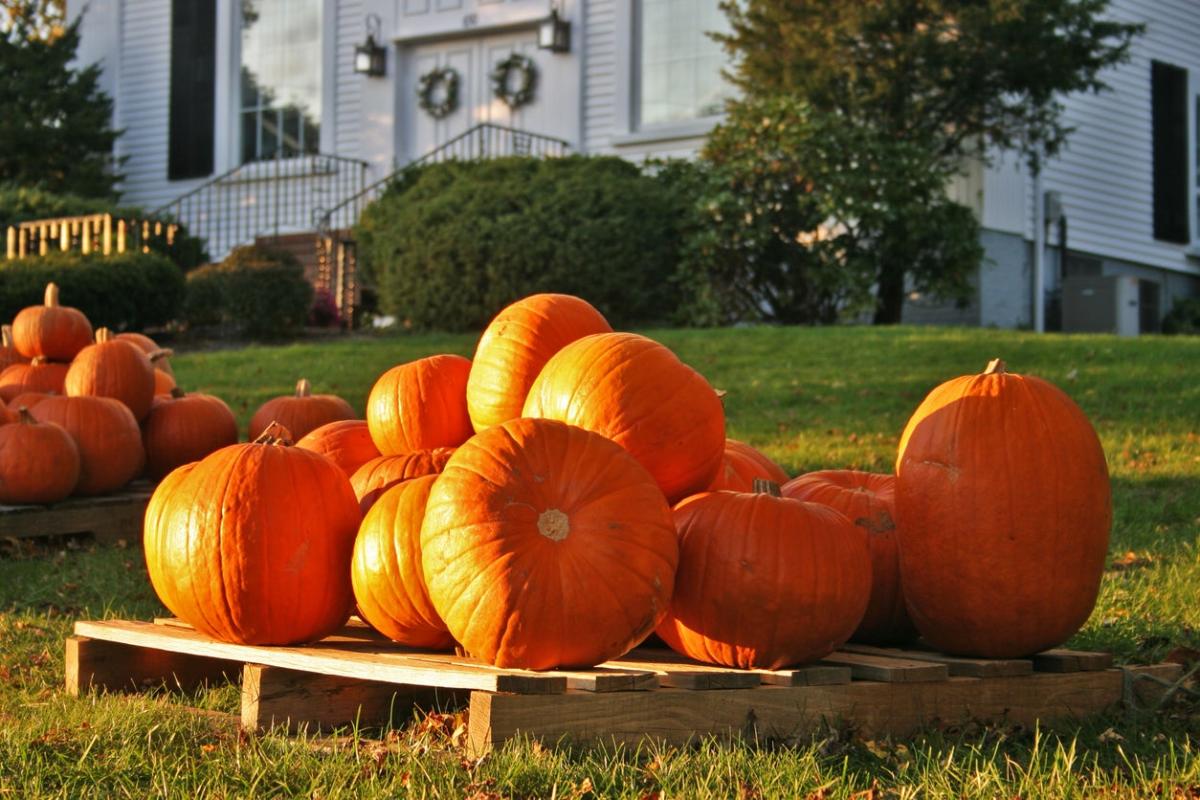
417;67;460;119
491;53;538;109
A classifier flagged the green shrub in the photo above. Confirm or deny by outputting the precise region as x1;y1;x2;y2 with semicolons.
355;156;684;331
1162;296;1200;335
184;244;313;338
0;251;184;330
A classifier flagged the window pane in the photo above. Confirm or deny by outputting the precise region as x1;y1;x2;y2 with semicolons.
240;0;321;162
638;0;731;127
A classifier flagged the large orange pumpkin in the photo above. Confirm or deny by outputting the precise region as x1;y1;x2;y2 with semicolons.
522;333;725;503
895;359;1111;658
142;389;239;480
366;354;473;455
0;325;29;372
0;358;69;403
351;475;455;648
349;448;455;513
421;418;678;669
12;283;93;361
248;378;356;441
143;423;362;645
297;420;381;479
708;439;789;491
65;328;157;421
659;483;871;669
466;294;612;433
32;395;144;495
0;408;80;503
782;470;915;645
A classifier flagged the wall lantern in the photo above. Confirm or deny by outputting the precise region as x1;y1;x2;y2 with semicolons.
537;7;571;53
354;14;387;77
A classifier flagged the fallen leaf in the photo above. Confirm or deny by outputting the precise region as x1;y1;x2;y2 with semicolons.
1098;727;1124;744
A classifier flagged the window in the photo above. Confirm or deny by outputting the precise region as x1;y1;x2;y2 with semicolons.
168;0;216;179
637;0;731;128
239;0;322;163
1150;60;1189;243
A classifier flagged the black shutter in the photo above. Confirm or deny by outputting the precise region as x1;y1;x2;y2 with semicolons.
168;0;216;180
1151;60;1189;244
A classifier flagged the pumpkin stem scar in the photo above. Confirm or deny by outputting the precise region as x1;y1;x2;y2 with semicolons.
253;421;295;447
984;358;1007;375
752;478;782;497
537;508;570;541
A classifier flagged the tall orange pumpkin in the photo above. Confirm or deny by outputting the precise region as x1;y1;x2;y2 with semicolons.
466;294;612;432
658;484;871;669
708;439;789;492
421;418;678;669
351;476;455;648
297;420;381;479
248;378;356;441
522;333;725;503
0;325;29;372
366;354;473;455
0;358;68;403
143;423;362;645
65;328;157;421
349;448;455;513
782;470;915;645
0;408;80;503
12;283;93;361
32;395;144;495
142;389;239;480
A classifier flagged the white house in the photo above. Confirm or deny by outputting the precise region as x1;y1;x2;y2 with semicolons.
70;0;1200;332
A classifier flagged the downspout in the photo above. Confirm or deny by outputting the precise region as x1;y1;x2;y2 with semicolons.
1032;164;1045;333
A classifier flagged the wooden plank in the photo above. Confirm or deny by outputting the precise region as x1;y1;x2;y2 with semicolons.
467;664;1182;756
0;484;152;544
840;644;1033;678
819;651;949;683
1032;649;1114;673
620;647;850;688
755;665;852;687
65;636;240;696
604;654;761;690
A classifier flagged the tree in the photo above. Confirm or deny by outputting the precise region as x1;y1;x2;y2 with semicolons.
0;11;122;198
716;0;1141;323
1;0;65;42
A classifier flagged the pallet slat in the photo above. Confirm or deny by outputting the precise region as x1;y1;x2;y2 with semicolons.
605;654;762;690
819;651;949;682
839;644;1033;678
0;483;153;544
1032;649;1114;673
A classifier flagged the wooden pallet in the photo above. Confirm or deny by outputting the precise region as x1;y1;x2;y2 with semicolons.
0;481;153;545
66;618;1182;756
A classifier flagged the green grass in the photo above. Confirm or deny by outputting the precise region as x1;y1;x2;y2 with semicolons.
2;325;1199;798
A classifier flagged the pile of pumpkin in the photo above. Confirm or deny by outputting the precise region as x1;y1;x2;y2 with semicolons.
143;293;1111;670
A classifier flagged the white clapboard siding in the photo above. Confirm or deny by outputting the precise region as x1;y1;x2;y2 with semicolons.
335;0;365;157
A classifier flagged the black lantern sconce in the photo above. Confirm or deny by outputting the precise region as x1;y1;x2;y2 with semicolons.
537;6;571;53
354;14;387;77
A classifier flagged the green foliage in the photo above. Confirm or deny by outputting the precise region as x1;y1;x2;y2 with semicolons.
184;244;313;338
355;156;684;331
0;251;183;330
1162;297;1200;335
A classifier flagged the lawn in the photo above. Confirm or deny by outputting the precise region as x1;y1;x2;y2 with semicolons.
1;325;1198;798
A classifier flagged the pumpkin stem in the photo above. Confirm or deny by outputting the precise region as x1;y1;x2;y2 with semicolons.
95;327;112;344
253;421;294;447
537;509;570;541
149;348;174;363
752;478;782;497
984;358;1007;375
16;406;35;425
30;356;46;366
1;325;12;349
295;378;312;398
44;283;60;307
170;387;185;399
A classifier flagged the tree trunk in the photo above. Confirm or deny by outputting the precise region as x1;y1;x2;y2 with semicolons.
873;262;905;325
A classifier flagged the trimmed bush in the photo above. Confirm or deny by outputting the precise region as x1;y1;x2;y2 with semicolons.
1163;296;1200;335
355;156;684;331
0;251;184;331
184;244;313;338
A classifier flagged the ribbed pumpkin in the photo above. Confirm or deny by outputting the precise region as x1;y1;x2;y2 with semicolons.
350;448;455;513
153;368;176;396
0;404;15;425
6;391;54;410
351;476;455;648
366;354;473;455
142;389;239;480
466;294;612;433
782;470;915;645
143;423;362;645
248;378;356;441
421;418;678;669
32;395;144;495
658;483;872;669
708;439;789;491
12;283;93;361
895;359;1111;658
0;408;80;503
297;420;381;479
116;332;173;376
0;325;29;372
65;328;156;421
523;332;725;503
0;358;68;403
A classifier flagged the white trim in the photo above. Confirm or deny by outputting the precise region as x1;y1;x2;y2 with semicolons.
612;0;634;137
610;116;717;147
1189;66;1198;244
391;1;548;42
322;0;338;154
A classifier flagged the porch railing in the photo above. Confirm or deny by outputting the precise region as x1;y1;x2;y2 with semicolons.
5;214;179;260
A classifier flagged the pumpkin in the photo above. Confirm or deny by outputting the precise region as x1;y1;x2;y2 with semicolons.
143;422;361;645
708;439;789;491
153;367;176;396
32;395;144;495
0;325;29;372
248;378;356;441
351;475;455;648
142;388;239;480
658;482;871;669
0;358;68;403
350;448;455;513
0;407;80;503
782;470;915;645
523;332;726;503
12;283;93;361
466;293;612;433
366;355;473;455
297;420;381;479
421;417;678;669
65;328;156;421
895;358;1111;658
116;332;173;376
0;404;15;425
6;391;54;410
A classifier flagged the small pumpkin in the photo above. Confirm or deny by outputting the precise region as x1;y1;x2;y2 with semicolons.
6;390;54;411
366;355;473;455
297;420;381;479
0;325;29;372
248;378;356;441
142;388;239;480
350;448;455;513
0;358;69;403
0;407;80;503
65;328;157;421
153;365;176;396
421;418;679;669
466;293;612;432
32;395;144;496
0;404;16;425
116;332;174;376
12;283;93;361
143;422;361;645
351;476;455;648
708;439;789;492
